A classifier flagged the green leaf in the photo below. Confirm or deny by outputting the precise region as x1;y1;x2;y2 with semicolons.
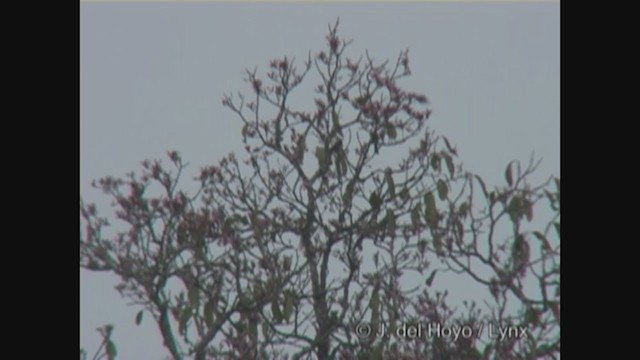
296;135;306;163
483;345;494;358
554;222;560;238
505;162;514;187
474;175;489;198
385;169;395;199
444;154;455;177
179;307;191;336
248;320;258;341
507;196;524;221
261;321;270;340
283;291;294;324
224;217;235;232
537;343;555;355
425;270;438;286
332;111;343;137
511;234;528;264
253;282;264;304
337;152;348;177
369;290;380;326
105;324;114;336
230;214;248;225
399;187;410;201
458;202;469;217
411;205;421;228
533;231;552;251
369;192;381;211
204;299;215;328
342;182;354;208
387;306;396;333
252;216;263;242
433;234;444;255
525;202;534;222
378;215;388;229
271;296;283;324
544;189;555;203
467;349;482;358
442;136;457;156
135;310;143;326
177;225;188;245
385;209;396;234
386;123;397;140
106;340;117;360
455;219;464;244
525;307;539;325
437;179;448;200
371;343;383;360
194;236;205;261
315;146;326;169
235;320;246;334
424;192;438;227
431;153;441;172
418;239;428;256
188;285;200;310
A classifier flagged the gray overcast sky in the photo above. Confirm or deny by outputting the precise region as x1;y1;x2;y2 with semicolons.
80;3;559;358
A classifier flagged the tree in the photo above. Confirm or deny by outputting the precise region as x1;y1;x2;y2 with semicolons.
81;324;118;360
80;20;559;359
